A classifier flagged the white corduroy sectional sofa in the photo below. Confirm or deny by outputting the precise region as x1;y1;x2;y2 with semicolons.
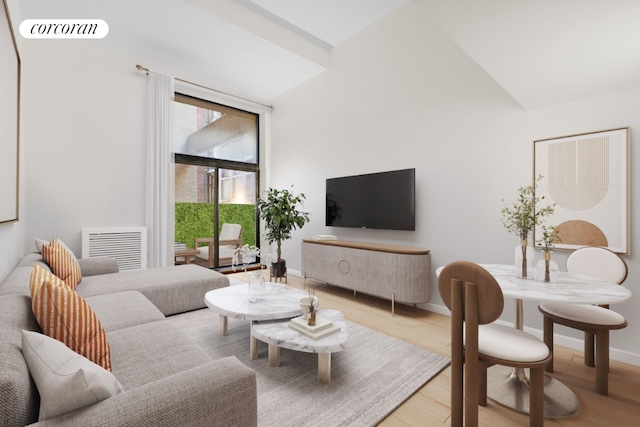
0;252;257;427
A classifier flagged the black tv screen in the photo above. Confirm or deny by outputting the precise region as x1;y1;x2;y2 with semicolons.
326;168;415;231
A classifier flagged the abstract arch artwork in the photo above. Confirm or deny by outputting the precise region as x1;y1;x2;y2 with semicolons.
534;128;629;254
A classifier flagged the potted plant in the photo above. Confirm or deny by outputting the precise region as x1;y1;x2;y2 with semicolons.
501;175;555;278
257;187;311;278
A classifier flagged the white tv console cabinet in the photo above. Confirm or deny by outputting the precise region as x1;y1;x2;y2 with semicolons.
301;239;431;314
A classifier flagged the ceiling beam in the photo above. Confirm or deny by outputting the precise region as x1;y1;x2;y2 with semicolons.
186;0;329;69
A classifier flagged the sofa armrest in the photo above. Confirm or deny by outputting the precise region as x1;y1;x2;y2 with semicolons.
29;357;257;427
77;257;119;276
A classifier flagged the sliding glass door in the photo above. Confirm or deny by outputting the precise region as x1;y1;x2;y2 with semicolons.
173;94;259;269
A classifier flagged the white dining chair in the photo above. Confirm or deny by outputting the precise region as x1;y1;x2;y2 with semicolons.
439;261;551;427
538;246;628;395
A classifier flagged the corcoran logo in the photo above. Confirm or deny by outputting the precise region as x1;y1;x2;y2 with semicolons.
19;19;109;39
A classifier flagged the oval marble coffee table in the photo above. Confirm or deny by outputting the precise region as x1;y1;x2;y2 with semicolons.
251;309;348;384
204;281;307;359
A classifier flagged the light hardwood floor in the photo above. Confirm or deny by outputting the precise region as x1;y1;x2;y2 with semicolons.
229;270;640;426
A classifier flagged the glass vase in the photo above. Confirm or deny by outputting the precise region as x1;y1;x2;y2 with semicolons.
248;271;265;303
514;240;535;279
536;251;558;283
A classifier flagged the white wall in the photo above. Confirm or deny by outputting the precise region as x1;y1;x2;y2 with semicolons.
21;40;147;256
269;3;640;363
0;0;26;283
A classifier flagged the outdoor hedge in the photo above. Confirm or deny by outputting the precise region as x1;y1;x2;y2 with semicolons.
175;202;256;249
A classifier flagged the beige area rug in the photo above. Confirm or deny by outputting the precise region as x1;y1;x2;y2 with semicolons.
169;309;450;427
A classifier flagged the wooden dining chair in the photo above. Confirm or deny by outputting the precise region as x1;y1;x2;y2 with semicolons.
538;246;628;395
439;261;551;427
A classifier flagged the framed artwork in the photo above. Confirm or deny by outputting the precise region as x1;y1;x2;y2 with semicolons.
533;128;630;254
0;0;20;224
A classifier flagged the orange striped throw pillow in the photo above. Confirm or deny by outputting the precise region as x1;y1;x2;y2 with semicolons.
41;238;82;290
30;264;112;371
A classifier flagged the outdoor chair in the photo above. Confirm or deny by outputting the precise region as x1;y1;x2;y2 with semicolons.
195;223;243;268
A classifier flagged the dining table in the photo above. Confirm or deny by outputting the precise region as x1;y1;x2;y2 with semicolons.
436;263;632;419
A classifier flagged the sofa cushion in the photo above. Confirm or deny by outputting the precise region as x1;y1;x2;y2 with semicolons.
107;320;212;390
76;264;230;316
41;239;82;290
0;294;41;427
85;291;166;333
21;330;123;420
31;266;112;371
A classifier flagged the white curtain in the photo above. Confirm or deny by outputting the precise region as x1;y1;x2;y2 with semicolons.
146;72;175;268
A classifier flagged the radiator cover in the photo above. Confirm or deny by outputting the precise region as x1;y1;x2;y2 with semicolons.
82;227;147;270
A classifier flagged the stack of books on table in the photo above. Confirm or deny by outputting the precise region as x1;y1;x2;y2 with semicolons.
289;315;341;340
311;234;338;241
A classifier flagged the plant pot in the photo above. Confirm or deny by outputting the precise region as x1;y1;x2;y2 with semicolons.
271;260;287;278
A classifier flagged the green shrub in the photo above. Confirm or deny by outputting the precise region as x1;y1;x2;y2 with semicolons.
175;202;256;248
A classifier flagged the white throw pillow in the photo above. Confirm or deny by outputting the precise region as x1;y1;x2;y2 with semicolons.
21;330;123;420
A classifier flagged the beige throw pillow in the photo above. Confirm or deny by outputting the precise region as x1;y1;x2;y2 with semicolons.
41;238;82;289
21;330;123;420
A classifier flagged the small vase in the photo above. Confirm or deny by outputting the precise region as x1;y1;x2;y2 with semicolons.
536;251;558;283
514;240;535;279
307;305;316;326
248;271;265;303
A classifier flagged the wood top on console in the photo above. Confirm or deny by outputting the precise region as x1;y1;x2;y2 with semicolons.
302;239;430;255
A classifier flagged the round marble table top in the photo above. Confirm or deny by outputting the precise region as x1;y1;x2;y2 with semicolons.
436;263;632;305
251;309;348;354
204;282;308;321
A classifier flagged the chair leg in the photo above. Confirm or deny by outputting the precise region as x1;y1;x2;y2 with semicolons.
543;316;554;373
479;365;488;407
595;330;609;395
584;332;595;367
465;361;479;427
451;359;463;427
529;367;544;427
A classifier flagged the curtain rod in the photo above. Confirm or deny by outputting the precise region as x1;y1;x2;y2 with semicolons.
135;64;273;110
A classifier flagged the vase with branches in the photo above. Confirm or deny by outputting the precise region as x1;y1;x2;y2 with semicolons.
536;225;560;282
501;175;555;278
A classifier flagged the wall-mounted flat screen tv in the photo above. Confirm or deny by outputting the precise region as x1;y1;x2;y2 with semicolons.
326;168;415;231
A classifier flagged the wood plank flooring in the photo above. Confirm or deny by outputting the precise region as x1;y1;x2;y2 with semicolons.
229;270;640;426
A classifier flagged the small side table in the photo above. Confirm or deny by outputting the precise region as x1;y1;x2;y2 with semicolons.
175;249;200;264
251;309;348;384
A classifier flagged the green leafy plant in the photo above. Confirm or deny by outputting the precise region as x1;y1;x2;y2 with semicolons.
501;175;555;242
537;224;560;252
256;187;311;261
175;202;256;248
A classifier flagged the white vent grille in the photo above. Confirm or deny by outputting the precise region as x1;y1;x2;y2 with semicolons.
82;227;147;271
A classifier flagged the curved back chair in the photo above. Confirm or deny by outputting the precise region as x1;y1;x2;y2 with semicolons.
538;247;628;395
439;261;551;427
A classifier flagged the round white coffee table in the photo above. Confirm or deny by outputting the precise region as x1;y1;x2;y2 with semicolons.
204;281;307;359
251;309;348;384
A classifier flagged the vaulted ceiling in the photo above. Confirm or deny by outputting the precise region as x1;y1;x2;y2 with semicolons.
18;0;640;109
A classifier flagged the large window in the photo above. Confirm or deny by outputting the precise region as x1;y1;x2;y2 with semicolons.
173;94;259;269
